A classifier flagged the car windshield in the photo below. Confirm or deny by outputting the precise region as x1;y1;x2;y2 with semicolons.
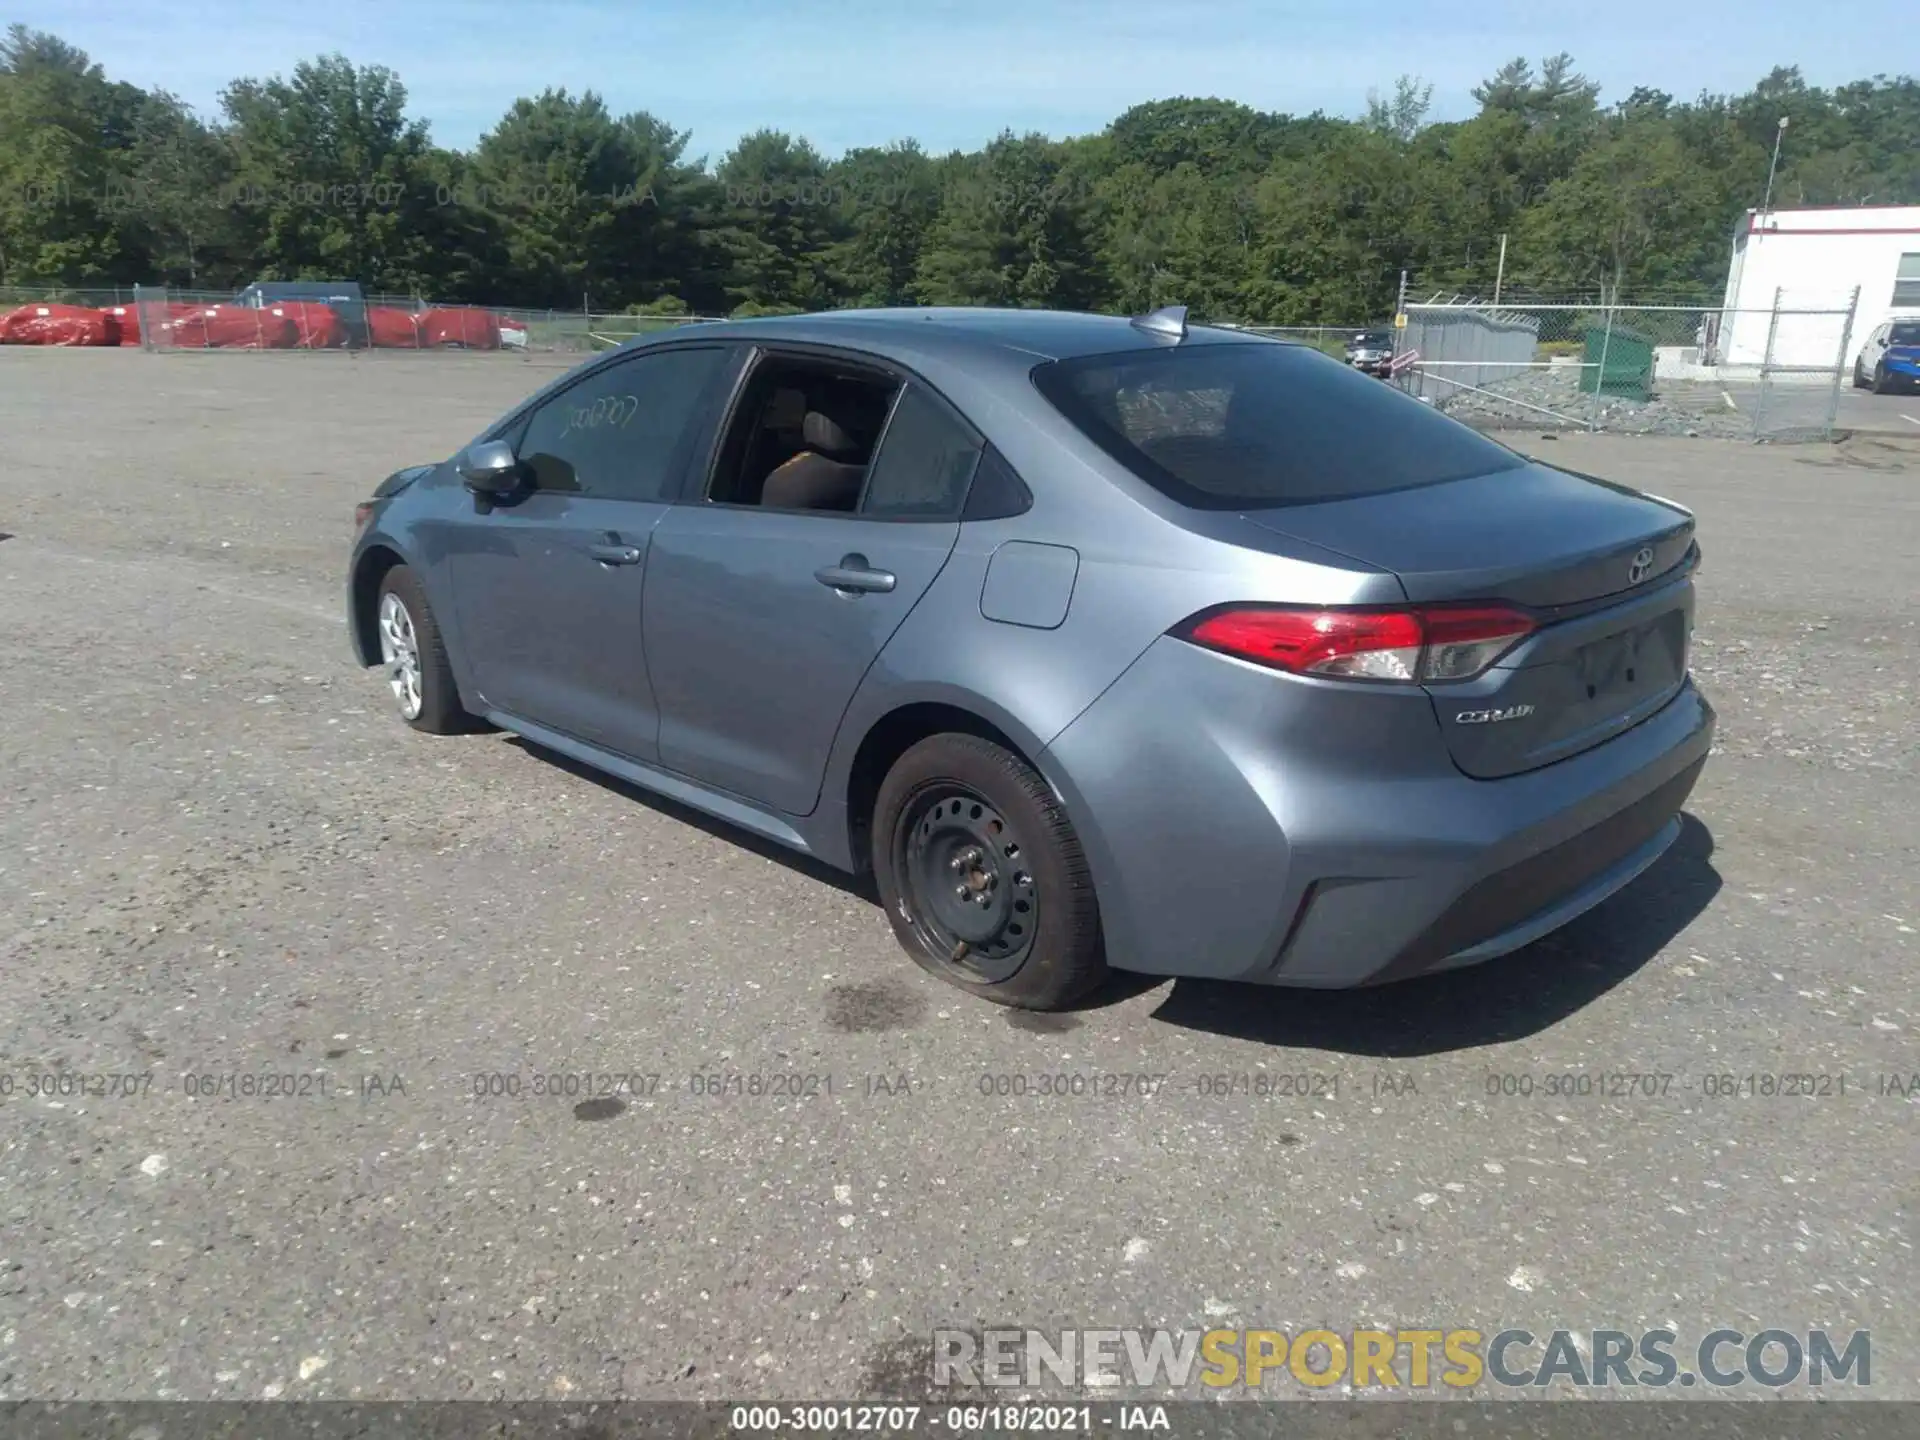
1890;322;1920;345
1351;331;1391;346
1031;339;1524;510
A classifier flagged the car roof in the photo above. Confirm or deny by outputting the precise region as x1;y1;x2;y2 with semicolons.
635;307;1274;364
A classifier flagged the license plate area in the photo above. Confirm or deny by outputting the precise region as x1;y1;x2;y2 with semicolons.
1427;580;1695;778
1571;614;1685;706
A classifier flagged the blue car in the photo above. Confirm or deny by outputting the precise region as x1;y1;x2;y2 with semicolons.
1854;319;1920;392
347;306;1713;1010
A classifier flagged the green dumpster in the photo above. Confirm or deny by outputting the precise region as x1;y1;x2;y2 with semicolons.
1578;322;1654;399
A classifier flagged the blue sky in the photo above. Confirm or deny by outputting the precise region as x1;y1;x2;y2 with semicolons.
13;0;1908;161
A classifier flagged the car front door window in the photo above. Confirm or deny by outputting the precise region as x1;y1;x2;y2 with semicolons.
518;348;728;500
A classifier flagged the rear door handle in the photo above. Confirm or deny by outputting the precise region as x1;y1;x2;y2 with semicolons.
815;556;896;594
588;543;643;566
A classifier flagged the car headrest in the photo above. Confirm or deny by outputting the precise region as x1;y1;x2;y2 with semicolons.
765;388;808;430
803;410;859;456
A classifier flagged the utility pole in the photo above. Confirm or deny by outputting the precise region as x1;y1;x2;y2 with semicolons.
1761;116;1790;216
1493;233;1508;306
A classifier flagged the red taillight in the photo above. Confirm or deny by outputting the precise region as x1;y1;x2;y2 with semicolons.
354;501;374;530
1181;604;1535;683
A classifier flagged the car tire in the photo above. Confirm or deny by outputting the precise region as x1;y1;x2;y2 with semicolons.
872;733;1106;1010
1872;362;1891;395
1851;360;1867;389
375;564;471;735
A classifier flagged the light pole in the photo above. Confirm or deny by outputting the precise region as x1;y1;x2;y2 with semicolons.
1761;115;1789;215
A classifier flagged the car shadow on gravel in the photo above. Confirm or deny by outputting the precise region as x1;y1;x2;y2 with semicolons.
1141;813;1721;1057
500;734;880;902
503;732;1719;1054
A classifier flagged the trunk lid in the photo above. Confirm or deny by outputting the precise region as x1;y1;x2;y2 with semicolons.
1241;463;1697;779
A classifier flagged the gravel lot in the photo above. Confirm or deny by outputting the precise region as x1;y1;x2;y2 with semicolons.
1425;362;1920;441
0;349;1915;1405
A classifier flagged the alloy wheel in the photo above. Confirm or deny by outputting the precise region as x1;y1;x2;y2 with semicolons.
377;590;424;720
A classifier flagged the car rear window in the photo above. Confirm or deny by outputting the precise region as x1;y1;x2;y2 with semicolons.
1030;340;1525;510
1890;322;1920;345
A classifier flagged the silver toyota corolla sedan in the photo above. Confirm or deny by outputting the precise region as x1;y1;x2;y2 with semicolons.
347;306;1713;1010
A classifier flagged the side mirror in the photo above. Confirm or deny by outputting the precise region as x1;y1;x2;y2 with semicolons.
458;439;523;497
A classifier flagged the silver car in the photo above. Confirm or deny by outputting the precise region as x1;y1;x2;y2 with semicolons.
347;306;1713;1010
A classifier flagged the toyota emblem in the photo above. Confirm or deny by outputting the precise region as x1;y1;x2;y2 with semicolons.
1628;546;1656;584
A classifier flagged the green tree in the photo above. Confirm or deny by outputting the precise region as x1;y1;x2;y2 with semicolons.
1106;97;1288;174
121;94;238;287
468;89;647;307
0;26;145;284
701;129;843;310
1244;125;1410;322
824;142;940;307
1519;112;1724;293
220;54;440;288
1365;76;1433;142
913;133;1100;308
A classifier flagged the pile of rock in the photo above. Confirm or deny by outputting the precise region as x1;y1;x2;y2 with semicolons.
1425;364;1760;440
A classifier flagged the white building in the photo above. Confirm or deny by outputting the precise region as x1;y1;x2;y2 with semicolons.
1714;205;1920;370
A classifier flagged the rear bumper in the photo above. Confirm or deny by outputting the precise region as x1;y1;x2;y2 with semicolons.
1039;635;1715;988
1360;761;1698;984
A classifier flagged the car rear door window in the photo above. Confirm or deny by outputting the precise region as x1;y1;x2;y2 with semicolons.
858;384;983;520
1031;340;1524;510
517;346;729;501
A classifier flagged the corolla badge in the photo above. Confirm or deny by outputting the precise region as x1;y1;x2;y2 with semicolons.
1455;704;1535;724
1628;546;1656;584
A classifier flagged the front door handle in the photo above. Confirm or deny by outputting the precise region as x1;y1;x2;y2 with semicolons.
815;555;896;594
588;543;643;566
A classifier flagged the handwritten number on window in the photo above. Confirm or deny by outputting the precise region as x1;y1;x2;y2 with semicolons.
561;394;640;437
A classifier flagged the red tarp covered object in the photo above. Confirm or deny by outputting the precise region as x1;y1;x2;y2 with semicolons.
0;303;115;346
104;304;144;346
419;307;501;349
267;301;346;349
165;305;298;349
367;306;425;348
143;303;209;346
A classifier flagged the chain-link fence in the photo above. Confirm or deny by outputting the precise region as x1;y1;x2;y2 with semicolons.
0;281;1870;444
1395;292;1862;441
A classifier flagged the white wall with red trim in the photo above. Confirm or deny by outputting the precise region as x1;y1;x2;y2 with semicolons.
1716;205;1920;369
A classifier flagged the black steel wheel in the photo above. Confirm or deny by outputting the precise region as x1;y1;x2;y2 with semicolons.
895;786;1038;983
872;733;1105;1009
